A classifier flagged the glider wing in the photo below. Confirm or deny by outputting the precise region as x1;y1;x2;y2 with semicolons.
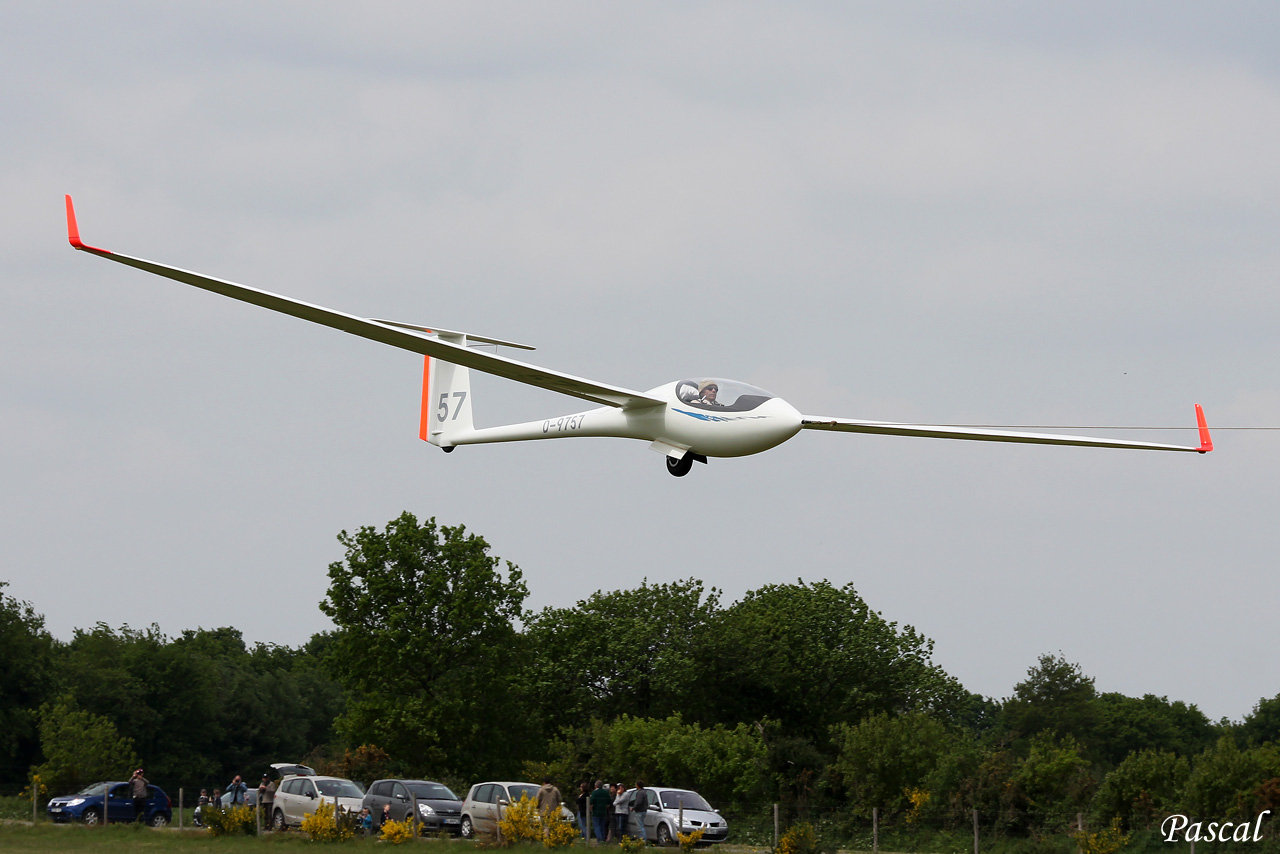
64;196;663;410
800;406;1213;453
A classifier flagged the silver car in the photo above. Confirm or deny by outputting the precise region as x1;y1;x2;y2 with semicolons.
271;775;365;830
620;787;728;846
460;781;576;839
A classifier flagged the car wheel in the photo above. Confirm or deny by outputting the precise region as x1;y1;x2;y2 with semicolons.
273;809;287;831
656;823;674;847
460;816;474;839
150;812;170;827
82;808;101;826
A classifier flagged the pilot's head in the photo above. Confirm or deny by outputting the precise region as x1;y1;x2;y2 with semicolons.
698;380;719;400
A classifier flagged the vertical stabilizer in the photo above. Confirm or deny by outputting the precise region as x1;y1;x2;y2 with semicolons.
420;332;474;447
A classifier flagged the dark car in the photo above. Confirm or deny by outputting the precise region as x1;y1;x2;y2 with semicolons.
363;779;463;834
47;781;173;826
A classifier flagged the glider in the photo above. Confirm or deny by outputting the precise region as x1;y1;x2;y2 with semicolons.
64;196;1212;477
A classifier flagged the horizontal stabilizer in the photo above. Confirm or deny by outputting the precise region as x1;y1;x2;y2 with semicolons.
371;320;536;351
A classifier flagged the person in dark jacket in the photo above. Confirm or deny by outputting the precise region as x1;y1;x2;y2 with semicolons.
632;781;649;842
589;780;611;841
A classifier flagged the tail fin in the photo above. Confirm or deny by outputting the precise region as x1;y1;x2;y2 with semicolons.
420;332;474;448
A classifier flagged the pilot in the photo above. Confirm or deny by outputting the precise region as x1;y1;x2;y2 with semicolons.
695;380;723;406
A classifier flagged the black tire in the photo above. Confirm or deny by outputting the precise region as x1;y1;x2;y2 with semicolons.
273;809;287;831
666;455;693;477
460;815;474;839
82;808;102;826
150;812;170;827
656;823;674;847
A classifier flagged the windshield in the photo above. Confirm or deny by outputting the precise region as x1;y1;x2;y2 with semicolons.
316;779;364;798
409;783;458;800
659;790;713;812
75;782;114;796
507;784;539;802
673;378;775;413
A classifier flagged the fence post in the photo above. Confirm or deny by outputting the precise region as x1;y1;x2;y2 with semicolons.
414;797;420;841
179;788;184;830
773;803;779;849
104;784;110;827
678;797;684;847
873;807;879;854
588;797;593;844
973;809;979;854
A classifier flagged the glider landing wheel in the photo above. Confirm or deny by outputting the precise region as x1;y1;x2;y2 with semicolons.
666;454;694;477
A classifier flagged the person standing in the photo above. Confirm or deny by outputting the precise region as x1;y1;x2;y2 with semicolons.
536;777;563;820
631;781;649;842
613;783;629;839
589;780;611;842
576;782;589;840
259;774;276;828
129;769;149;823
227;775;248;807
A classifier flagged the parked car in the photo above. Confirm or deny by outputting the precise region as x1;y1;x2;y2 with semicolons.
618;787;728;845
46;781;173;826
218;788;258;808
460;781;577;839
271;774;365;830
363;779;463;833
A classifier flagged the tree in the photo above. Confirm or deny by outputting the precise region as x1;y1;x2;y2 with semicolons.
832;711;958;819
1240;693;1280;747
1181;736;1280;821
0;581;57;787
521;579;720;725
32;696;140;795
1014;733;1094;832
700;580;967;741
320;512;529;780
1000;653;1097;748
1091;748;1189;830
1091;693;1214;766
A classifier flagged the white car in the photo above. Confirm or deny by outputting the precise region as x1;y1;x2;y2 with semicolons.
460;781;576;839
620;787;728;845
271;775;365;830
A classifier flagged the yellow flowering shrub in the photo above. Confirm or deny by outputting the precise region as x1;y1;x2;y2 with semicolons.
498;793;543;844
204;803;256;836
905;787;931;824
542;807;578;849
1075;817;1131;854
380;817;416;844
776;822;819;854
678;827;706;852
301;801;356;842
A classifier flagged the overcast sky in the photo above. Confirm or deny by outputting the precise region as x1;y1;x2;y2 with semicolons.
3;2;1278;723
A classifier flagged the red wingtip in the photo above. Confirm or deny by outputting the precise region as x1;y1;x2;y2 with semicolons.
65;195;109;253
1195;404;1213;454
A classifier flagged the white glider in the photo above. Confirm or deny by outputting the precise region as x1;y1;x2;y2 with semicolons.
64;196;1212;477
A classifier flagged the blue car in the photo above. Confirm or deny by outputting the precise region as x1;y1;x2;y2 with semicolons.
47;781;173;826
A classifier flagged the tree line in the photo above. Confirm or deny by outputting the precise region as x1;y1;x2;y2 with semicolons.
2;510;1278;839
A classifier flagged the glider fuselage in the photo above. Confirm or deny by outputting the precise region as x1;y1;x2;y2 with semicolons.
445;379;803;458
